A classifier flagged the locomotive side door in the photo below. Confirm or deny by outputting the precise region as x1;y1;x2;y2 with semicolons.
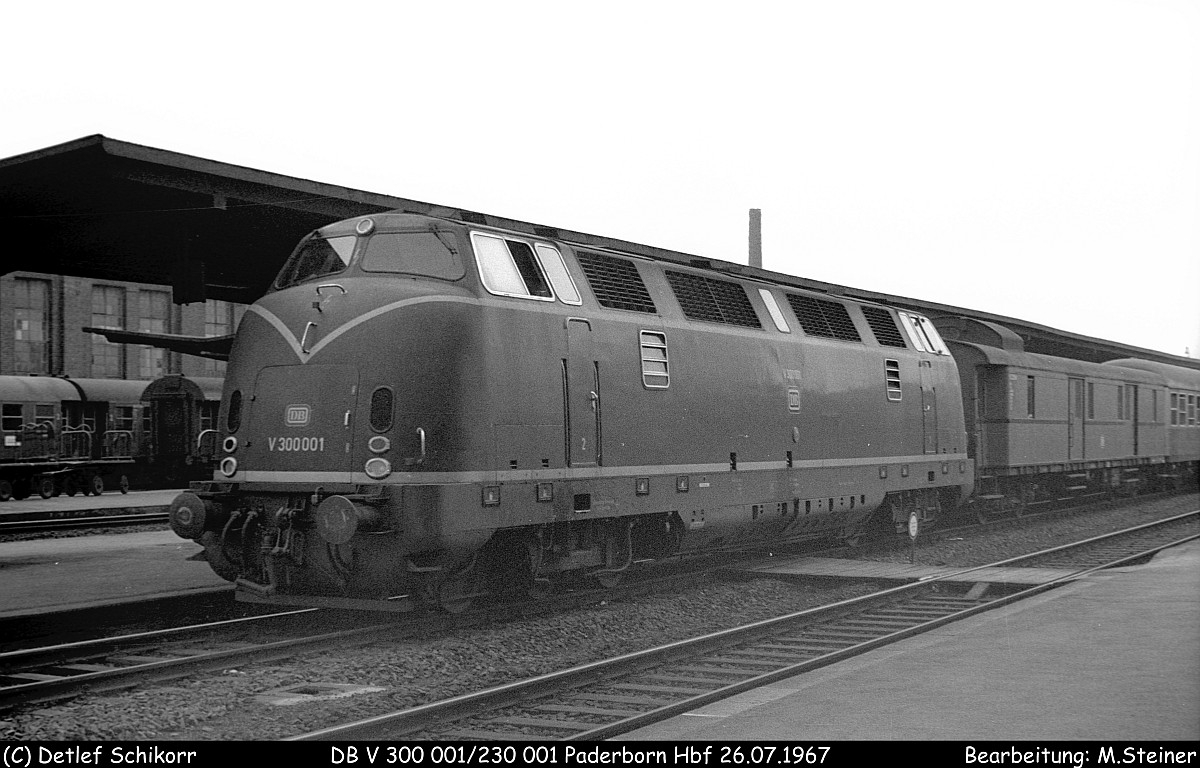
919;359;938;454
1068;377;1085;460
564;318;600;467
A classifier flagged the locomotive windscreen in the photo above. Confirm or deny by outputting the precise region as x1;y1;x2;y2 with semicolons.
274;235;356;290
360;231;464;280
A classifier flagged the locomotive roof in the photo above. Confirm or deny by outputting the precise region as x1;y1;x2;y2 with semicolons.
4;135;1196;371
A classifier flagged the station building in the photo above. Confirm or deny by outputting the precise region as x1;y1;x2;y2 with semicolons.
0;270;244;381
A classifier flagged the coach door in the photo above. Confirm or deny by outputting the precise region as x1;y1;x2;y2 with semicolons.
1129;384;1139;455
153;396;190;458
919;360;938;454
565;318;600;467
1068;378;1085;460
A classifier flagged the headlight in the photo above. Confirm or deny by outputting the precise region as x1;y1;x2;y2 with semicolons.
367;435;390;454
223;436;238;453
219;457;238;477
364;457;391;479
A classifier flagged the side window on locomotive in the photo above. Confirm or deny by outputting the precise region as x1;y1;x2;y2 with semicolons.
274;235;356;290
361;232;465;280
535;244;581;305
899;312;950;355
471;233;555;301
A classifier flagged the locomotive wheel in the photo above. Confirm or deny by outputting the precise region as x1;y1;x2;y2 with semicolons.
119;474;130;494
89;474;104;496
0;480;11;501
592;570;625;589
37;477;56;499
437;565;484;614
199;531;242;582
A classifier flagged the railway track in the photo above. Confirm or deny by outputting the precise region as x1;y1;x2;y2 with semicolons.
0;511;169;536
291;510;1199;741
2;499;1192;721
0;547;770;712
0;605;408;712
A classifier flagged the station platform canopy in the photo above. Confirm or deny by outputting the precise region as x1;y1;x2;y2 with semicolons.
1;135;1194;370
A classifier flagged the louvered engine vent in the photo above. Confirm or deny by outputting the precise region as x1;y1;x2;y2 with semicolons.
575;252;657;313
786;294;862;341
664;271;761;328
861;305;908;348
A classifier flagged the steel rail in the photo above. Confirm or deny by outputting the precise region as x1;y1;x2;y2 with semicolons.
290;510;1198;741
0;512;169;534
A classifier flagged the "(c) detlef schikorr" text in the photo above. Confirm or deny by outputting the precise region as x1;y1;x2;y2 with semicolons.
966;747;1197;768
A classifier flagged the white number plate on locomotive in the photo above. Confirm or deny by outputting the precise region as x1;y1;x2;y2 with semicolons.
268;436;326;451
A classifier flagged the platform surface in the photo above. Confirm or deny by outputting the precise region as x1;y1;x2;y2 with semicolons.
0;488;180;520
622;538;1200;741
0;529;226;618
737;553;1082;585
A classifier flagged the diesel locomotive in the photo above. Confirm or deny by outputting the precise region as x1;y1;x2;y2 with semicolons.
166;211;1199;612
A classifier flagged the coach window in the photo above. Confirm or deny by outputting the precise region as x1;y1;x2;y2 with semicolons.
1026;376;1036;419
535;244;581;305
361;232;464;280
471;233;554;300
2;404;23;433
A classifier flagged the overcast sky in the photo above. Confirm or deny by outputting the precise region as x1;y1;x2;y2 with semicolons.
3;0;1197;358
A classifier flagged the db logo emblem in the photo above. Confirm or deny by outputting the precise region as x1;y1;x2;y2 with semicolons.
285;404;311;427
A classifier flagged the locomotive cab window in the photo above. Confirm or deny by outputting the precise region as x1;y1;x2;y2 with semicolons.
274;235;356;290
898;312;950;355
361;231;464;280
471;232;559;301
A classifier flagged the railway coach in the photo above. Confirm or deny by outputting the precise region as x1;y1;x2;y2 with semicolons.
168;211;975;612
0;373;225;499
933;316;1199;515
1104;358;1200;488
0;376;145;499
